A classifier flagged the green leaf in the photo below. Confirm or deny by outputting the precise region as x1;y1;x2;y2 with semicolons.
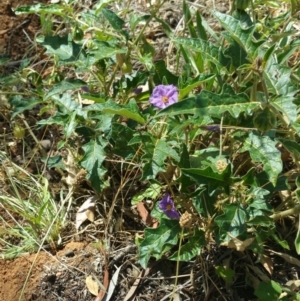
87;41;127;61
103;102;145;124
14;3;71;15
192;189;216;217
154;16;172;37
110;123;135;159
53;93;81;114
45;79;86;100
277;37;300;65
247;215;274;226
37;94;86;137
272;95;297;125
43;155;65;169
238;131;282;186
128;132;152;146
37;35;83;61
178;144;194;192
129;14;150;31
232;9;253;27
174;37;223;70
80;137;107;191
84;99;145;124
291;0;300;16
276;138;300;156
295;214;300;254
142;139;180;180
64;111;77;138
255;170;289;193
264;59;294;96
215;266;235;285
183;0;197;38
214;204;248;242
132;183;162;205
254;280;282;301
264;59;298;126
181;165;232;195
212;10;264;60
153;60;178;85
179;74;215;99
223;38;248;69
102;8;125;31
157;84;259;119
9;96;41;118
246;193;273;220
195;11;207;41
81;94;106;103
138;219;181;268
271;232;290;250
169;229;206;261
37;113;69;128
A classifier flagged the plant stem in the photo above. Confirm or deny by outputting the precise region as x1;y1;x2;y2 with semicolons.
170;227;184;301
270;204;300;220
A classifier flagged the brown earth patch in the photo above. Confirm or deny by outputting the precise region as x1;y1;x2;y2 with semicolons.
0;241;101;301
0;250;56;301
0;0;48;64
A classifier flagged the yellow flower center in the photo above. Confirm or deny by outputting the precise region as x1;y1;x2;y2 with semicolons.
162;95;169;103
166;204;172;210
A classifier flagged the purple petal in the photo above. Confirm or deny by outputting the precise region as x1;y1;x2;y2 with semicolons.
165;209;180;219
149;84;178;109
158;194;180;219
206;125;220;131
158;194;172;210
81;86;89;92
134;87;143;95
165;85;178;98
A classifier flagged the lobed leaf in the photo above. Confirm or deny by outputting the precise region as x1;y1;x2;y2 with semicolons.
102;8;125;31
138;219;181;268
45;79;87;100
37;35;83;61
173;37;223;70
169;229;206;261
238;131;282;186
212;10;265;60
141;139;180;180
157;84;259;119
181;164;232;195
81;137;107;191
214;204;248;242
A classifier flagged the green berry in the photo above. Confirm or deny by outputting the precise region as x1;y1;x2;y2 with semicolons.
13;124;25;139
73;26;84;41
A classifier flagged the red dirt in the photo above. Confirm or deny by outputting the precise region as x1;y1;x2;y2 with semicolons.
0;251;56;301
0;241;94;301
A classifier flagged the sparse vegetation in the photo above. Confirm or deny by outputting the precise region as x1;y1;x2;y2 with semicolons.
1;0;300;300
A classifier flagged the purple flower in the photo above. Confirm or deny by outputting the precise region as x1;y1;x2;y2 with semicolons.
134;87;143;95
149;85;178;109
205;125;220;131
81;86;89;92
158;193;180;219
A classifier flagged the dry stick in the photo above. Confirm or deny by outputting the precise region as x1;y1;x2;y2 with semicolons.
161;280;191;301
20;114;47;158
270;204;300;220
